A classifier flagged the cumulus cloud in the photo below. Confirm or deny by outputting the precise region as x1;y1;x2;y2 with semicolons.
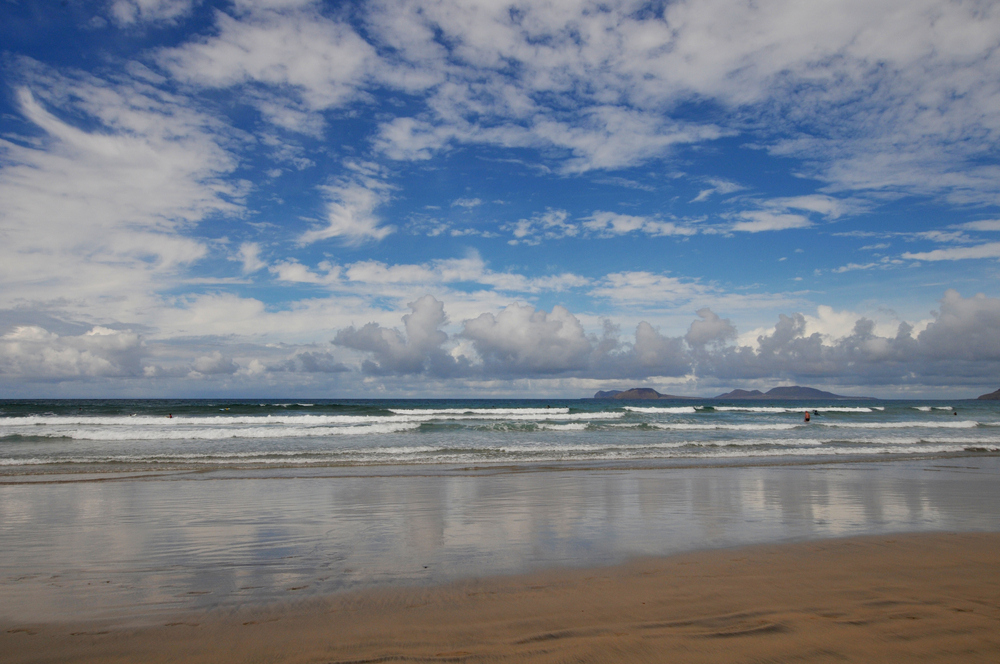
190;351;238;375
0;326;144;379
461;303;595;375
268;350;349;373
627;321;690;376
326;290;1000;388
696;290;1000;386
685;308;737;348
918;290;1000;361
334;295;460;375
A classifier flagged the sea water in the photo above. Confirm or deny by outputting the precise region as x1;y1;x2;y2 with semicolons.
1;397;998;473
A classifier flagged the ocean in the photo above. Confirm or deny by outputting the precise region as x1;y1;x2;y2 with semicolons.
1;397;998;474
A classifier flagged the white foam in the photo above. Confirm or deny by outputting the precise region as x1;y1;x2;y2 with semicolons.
537;423;589;431
0;410;621;428
389;407;570;415
819;421;978;429
651;423;801;431
622;406;698;414
21;422;423;441
713;406;873;413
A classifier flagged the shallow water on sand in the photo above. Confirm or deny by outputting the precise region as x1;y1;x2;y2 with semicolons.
2;456;999;623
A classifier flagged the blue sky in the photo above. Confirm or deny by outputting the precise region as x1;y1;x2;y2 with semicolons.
2;0;1000;398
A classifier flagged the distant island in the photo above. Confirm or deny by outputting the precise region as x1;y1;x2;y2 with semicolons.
978;388;1000;400
593;388;692;400
593;385;872;400
714;386;871;400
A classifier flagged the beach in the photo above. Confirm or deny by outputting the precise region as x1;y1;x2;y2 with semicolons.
2;399;1000;660
3;532;998;663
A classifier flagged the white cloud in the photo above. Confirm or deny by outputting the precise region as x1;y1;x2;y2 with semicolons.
158;4;378;132
954;220;1000;232
236;242;267;274
589;272;710;305
685;308;737;347
190;351;238;375
832;256;903;273
265;349;349;373
270;260;340;285
730;211;812;233
451;197;482;208
138;0;1000;201
298;162;395;245
334;295;459;375
366;0;1000;198
461;303;594;375
768;195;862;219
0;326;144;378
0;62;241;322
6;287;1000;390
902;242;1000;261
690;178;744;202
582;211;697;237
503;208;577;245
269;251;590;298
109;0;194;26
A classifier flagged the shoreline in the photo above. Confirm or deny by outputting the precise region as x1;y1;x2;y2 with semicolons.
3;449;998;483
4;532;999;662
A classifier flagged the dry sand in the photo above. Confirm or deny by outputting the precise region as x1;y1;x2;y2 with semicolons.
4;532;998;663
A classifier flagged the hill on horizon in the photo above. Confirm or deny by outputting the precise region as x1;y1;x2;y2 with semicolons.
714;386;872;400
593;385;871;400
593;387;691;400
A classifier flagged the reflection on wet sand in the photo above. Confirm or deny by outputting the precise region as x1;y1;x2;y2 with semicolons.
1;457;999;623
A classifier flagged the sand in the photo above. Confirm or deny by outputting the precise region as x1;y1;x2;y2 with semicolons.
3;532;998;663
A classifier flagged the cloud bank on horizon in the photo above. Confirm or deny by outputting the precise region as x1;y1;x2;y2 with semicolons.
1;0;1000;397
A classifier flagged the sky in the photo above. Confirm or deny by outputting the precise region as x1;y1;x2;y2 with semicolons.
1;0;1000;399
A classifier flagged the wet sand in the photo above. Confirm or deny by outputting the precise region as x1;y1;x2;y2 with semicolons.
3;532;998;663
4;458;1000;623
